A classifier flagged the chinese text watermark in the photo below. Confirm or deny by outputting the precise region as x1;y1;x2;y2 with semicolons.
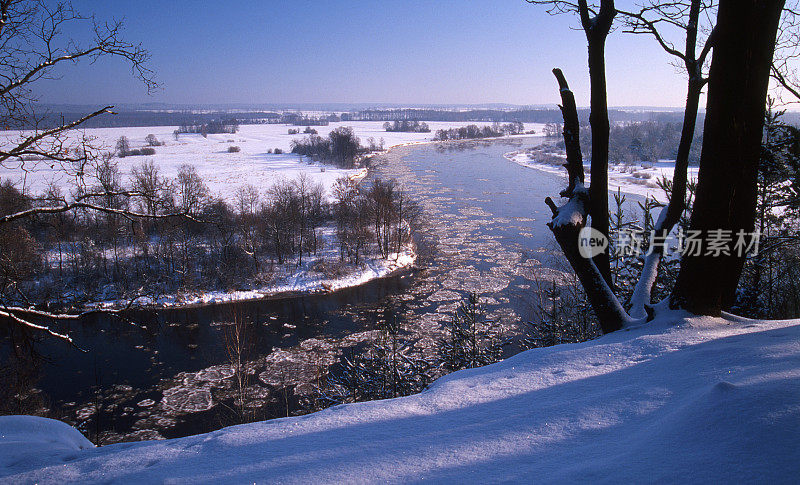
579;228;761;259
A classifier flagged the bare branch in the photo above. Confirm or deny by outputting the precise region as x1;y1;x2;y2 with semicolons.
0;200;200;226
0;306;80;347
0;105;113;165
552;68;584;198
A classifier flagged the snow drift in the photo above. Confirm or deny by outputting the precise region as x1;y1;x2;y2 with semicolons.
2;310;799;483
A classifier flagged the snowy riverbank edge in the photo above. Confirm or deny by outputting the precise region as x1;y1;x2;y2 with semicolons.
2;309;798;482
84;166;412;310
89;241;417;310
504;149;700;199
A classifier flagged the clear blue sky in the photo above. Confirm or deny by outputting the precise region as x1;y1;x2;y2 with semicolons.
40;0;692;107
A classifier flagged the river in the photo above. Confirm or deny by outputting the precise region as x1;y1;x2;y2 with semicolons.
2;135;637;443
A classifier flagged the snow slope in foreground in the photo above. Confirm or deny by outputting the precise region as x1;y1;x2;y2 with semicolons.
2;311;799;483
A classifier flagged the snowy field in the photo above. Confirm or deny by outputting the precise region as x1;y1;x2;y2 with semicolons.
505;149;699;200
2;308;798;482
0;121;539;202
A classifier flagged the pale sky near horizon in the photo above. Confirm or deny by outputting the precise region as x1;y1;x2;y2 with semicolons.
39;1;709;108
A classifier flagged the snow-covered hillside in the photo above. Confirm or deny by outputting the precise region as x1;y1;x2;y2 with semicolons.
2;310;798;483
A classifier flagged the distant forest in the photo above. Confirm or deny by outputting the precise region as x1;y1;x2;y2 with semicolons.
14;106;749;130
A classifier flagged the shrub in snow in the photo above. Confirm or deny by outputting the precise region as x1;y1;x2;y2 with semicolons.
145;134;162;146
439;293;503;371
115;136;130;157
228;146;241;153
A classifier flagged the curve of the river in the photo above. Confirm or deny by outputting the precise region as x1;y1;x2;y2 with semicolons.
2;135;644;443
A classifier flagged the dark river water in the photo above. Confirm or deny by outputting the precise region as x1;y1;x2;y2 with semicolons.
3;136;627;444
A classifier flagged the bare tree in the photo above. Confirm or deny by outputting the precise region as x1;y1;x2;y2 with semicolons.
144;134;161;147
616;0;716;317
770;4;800;102
527;0;616;286
235;184;261;271
536;0;785;330
0;0;161;345
131;160;171;218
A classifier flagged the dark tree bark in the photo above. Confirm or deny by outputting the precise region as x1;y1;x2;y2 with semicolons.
546;69;627;334
553;68;584;197
671;0;785;315
580;0;616;287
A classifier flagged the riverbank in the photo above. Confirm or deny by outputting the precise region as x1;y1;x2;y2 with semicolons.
504;148;699;199
90;239;417;310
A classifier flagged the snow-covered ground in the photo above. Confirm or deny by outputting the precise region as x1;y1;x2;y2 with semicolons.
3;310;798;483
505;149;700;199
0;121;540;202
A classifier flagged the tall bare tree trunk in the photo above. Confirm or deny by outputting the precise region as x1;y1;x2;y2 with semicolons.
546;69;629;334
672;0;785;315
580;0;616;287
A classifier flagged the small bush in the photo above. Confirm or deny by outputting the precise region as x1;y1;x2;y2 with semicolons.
228;146;241;153
140;147;157;156
145;134;162;146
116;136;130;157
288;128;299;135
274;148;283;154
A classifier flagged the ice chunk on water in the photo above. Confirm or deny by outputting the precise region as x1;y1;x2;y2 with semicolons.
161;386;213;413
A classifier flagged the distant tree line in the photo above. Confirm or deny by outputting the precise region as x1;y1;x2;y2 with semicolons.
34;106;761;130
175;120;239;137
571;121;704;165
289;118;329;126
342;108;703;124
383;120;430;133
432;122;524;141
